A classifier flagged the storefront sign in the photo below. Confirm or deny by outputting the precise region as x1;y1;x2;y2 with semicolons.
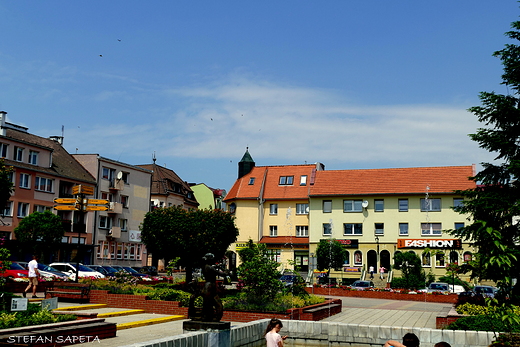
397;239;462;249
343;267;360;272
321;239;359;248
129;230;141;242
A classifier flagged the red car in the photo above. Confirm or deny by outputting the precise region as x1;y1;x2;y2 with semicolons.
0;262;29;279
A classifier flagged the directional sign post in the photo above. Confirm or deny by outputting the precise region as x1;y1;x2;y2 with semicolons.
53;198;77;204
53;205;78;211
86;199;110;205
85;205;109;211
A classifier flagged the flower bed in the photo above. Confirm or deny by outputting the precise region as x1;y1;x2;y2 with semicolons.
306;286;458;303
88;290;341;322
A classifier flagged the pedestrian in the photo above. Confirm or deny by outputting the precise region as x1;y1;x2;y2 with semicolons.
265;318;287;347
23;255;40;298
369;265;375;279
379;266;386;279
434;343;451;347
383;332;420;347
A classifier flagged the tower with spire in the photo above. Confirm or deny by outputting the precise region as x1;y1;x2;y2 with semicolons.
238;147;255;179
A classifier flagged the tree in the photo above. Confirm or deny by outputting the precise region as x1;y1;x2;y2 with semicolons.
237;240;282;302
140;206;239;283
14;211;66;260
315;239;347;272
0;159;14;212
450;19;520;302
392;252;425;289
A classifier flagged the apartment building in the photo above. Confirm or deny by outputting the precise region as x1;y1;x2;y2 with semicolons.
73;154;152;268
0;111;97;263
190;183;226;210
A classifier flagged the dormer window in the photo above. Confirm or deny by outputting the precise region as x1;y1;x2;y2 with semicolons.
279;176;294;185
14;147;24;162
28;151;38;165
248;177;255;185
300;175;307;186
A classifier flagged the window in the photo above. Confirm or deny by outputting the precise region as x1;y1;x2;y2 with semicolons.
421;198;441;211
101;192;114;202
0;143;8;158
374;223;384;235
453;198;463;208
71;237;86;244
463;252;472;263
62;236;69;243
248;177;255;185
266;249;281;262
421;223;442;235
229;203;236;214
269;204;278;215
2;201;13;217
121;172;129;184
269;225;277;237
343;200;362;212
35;205;51;213
300;175;307;186
121;195;129;208
28;151;38;165
99;216;112;229
323;200;332;213
422;252;431;267
343;251;350;265
323;223;332;236
354;251;362;266
14;147;24;162
17;202;30;217
454;222;464;230
279;176;294;185
117;243;123;259
296;203;308;214
136;244;142;260
374;199;384;212
102;167;115;180
296;226;308;237
398;199;409;212
435;252;445;267
399;223;409;236
344;223;362;235
450;251;459;264
119;218;128;231
35;177;54;193
19;173;30;189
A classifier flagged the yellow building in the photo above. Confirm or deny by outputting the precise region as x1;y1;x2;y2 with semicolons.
308;166;476;282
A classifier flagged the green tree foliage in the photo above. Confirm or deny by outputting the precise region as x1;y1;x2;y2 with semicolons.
0;248;11;288
450;19;520;302
237;240;282;302
0;159;14;211
140;206;239;282
14;211;66;259
392;252;425;289
316;239;347;272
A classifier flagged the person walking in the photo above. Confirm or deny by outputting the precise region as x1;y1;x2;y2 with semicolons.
23;255;40;298
369;265;375;279
379;266;386;280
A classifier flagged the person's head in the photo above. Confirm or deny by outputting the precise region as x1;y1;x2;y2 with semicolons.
403;333;420;347
265;318;283;335
434;343;451;347
32;255;38;260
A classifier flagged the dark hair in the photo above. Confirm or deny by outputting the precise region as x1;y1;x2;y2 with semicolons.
264;318;283;336
403;333;420;347
434;343;451;347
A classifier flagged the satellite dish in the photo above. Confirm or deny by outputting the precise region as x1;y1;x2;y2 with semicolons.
362;200;369;208
116;171;123;180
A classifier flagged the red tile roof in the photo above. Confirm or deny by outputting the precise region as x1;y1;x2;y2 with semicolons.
309;166;475;196
224;164;318;201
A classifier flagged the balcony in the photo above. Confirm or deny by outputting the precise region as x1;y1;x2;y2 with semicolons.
108;226;121;238
109;179;124;191
108;202;123;214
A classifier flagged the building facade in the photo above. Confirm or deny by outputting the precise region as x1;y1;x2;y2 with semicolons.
0;111;97;263
73;154;152;268
190;183;226;210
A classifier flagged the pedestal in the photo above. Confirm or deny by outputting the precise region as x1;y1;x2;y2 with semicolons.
183;321;231;347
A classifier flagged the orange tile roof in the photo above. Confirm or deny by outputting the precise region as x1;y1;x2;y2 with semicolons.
259;236;309;245
224;164;317;201
309;166;475;196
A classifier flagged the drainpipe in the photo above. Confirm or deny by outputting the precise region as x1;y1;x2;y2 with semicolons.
257;169;268;242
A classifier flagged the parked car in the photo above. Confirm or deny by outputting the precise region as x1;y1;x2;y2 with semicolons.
280;274;302;287
349;280;375;290
473;285;498;298
0;262;29;279
448;284;466;294
138;266;158;276
17;262;69;280
49;263;105;279
88;265;117;277
122;266;147;277
419;282;450;293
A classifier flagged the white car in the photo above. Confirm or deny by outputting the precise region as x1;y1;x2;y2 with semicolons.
49;263;105;279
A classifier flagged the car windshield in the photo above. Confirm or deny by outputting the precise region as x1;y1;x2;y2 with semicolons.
78;265;95;272
123;267;138;274
102;266;119;273
431;284;447;290
39;264;60;272
10;263;25;270
476;287;493;294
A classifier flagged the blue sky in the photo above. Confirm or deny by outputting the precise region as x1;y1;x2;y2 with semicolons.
0;1;517;191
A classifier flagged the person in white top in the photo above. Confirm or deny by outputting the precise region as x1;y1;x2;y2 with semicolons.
24;255;40;298
264;318;287;347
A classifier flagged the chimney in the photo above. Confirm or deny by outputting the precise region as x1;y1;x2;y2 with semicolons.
0;111;6;136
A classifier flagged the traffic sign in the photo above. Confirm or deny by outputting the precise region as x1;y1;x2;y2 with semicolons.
85;205;109;211
53;198;77;204
53;205;78;211
87;199;110;205
72;185;95;196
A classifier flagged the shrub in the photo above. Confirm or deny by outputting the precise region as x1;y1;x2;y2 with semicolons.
446;314;520;333
222;293;324;313
0;303;76;329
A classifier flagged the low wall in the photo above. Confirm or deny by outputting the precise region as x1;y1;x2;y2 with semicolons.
436;306;466;329
88;290;341;322
306;287;458;303
120;318;495;347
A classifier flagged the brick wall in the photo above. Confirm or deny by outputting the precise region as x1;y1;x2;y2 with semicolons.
306;287;458;303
